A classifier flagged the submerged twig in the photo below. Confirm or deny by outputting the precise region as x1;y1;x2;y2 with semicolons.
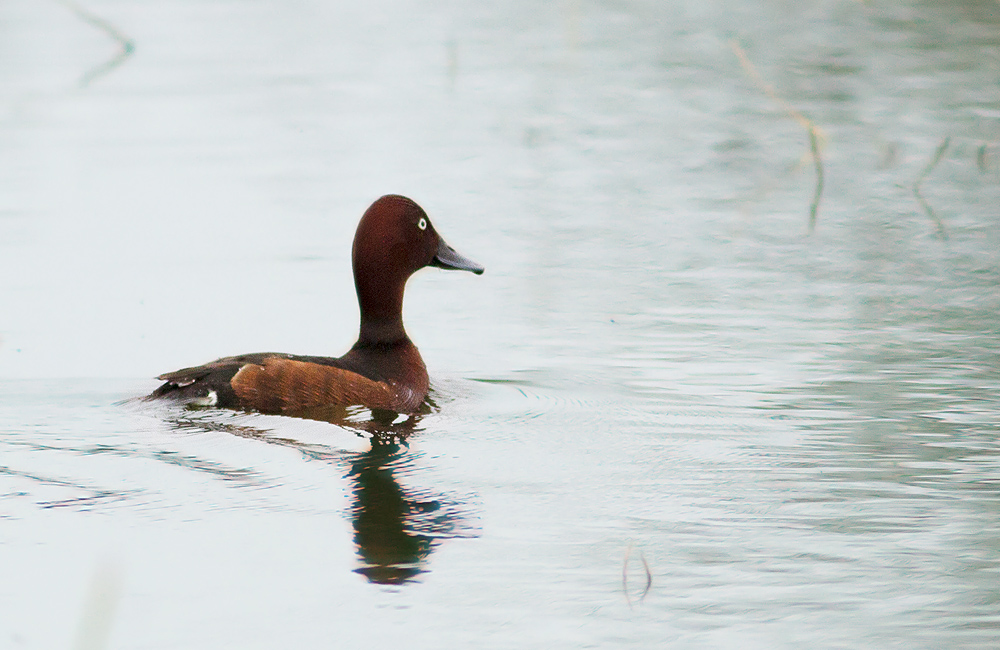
808;128;825;233
730;40;826;234
53;0;136;86
622;544;653;608
913;136;950;239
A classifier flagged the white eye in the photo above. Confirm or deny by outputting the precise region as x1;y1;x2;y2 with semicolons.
417;217;427;231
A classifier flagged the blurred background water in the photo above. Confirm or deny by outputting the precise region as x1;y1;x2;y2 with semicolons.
1;0;999;648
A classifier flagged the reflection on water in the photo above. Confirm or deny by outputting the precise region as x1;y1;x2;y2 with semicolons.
164;406;475;585
0;462;135;510
349;440;437;584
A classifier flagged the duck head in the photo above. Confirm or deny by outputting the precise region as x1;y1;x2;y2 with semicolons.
352;195;484;343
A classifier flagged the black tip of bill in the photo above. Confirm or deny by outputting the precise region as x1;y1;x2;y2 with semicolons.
432;239;485;275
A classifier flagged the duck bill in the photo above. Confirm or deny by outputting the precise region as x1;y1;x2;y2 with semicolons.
431;238;485;275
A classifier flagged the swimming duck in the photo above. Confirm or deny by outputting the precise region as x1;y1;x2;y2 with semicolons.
149;195;484;414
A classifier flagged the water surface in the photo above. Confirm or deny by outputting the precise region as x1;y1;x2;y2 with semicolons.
1;0;999;648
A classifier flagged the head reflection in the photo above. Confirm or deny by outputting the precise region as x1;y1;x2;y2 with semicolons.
349;436;437;584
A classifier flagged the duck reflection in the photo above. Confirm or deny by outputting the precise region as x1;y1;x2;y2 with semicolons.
340;408;436;584
161;404;472;586
349;437;436;584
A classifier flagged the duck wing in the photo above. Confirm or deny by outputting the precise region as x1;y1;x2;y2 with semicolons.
228;357;403;413
149;353;412;412
149;353;302;406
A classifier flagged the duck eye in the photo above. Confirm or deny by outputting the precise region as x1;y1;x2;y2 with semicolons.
417;217;427;231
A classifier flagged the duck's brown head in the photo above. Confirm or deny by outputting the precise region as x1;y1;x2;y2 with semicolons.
352;195;483;343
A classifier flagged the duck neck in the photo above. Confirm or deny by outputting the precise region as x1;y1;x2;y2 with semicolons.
355;272;409;346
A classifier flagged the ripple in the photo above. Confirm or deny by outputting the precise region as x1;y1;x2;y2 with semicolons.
0;464;137;514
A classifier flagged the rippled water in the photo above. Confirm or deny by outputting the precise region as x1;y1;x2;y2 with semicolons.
2;0;999;648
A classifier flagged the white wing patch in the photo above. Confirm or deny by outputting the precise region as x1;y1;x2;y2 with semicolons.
189;389;218;407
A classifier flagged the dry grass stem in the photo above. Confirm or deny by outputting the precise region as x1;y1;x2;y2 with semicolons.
730;40;826;234
808;128;825;233
913;137;950;239
622;545;653;608
976;142;989;172
53;0;136;86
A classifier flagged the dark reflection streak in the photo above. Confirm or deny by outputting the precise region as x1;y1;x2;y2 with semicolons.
52;0;136;87
3;438;266;487
0;463;96;489
0;464;133;509
41;493;128;509
168;414;352;466
151;449;263;485
913;136;950;240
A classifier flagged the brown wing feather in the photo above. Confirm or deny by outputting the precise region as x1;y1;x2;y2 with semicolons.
231;358;401;413
156;354;289;385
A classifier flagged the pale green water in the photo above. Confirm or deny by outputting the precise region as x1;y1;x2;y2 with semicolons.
1;0;999;648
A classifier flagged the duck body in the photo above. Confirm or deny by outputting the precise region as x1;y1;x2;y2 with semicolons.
149;343;428;414
149;195;483;414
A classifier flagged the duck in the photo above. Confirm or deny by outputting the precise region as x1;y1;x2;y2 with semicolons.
148;195;484;414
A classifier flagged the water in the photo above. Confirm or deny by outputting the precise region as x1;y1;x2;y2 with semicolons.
2;0;999;648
